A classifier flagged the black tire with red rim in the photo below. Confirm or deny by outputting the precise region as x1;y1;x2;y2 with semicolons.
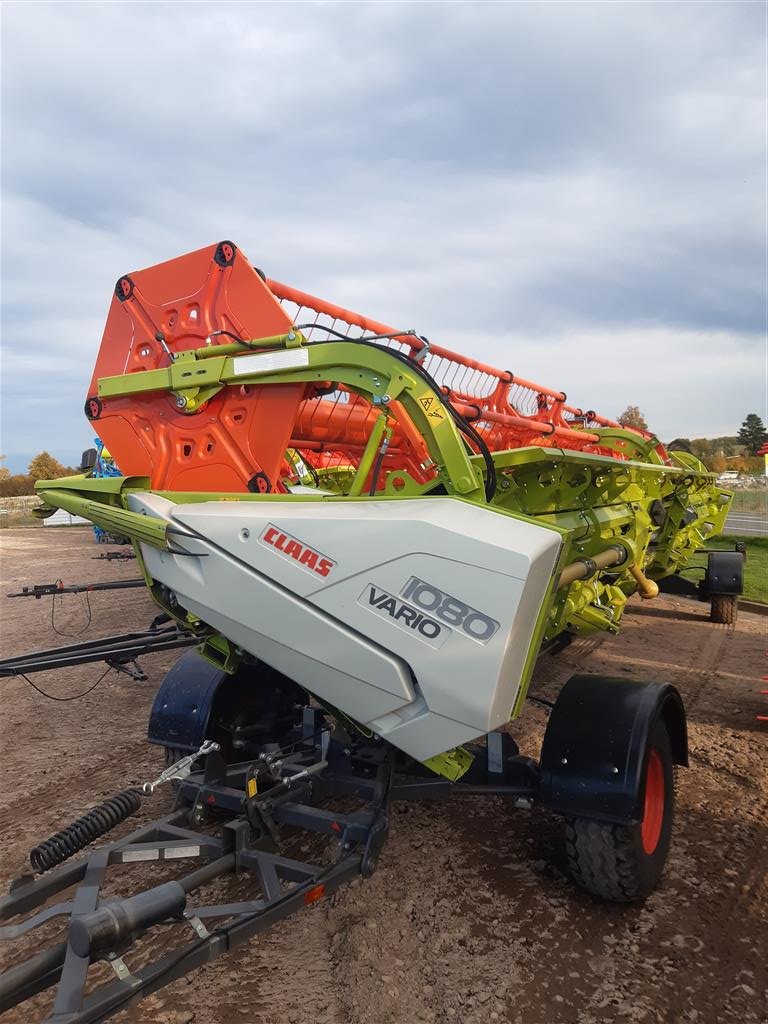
564;720;674;901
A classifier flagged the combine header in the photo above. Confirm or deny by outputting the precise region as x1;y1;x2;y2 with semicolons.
1;241;744;1022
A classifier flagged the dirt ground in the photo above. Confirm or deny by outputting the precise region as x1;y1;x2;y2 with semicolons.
0;527;766;1024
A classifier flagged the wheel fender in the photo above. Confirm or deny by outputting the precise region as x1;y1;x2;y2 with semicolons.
147;650;230;752
538;674;687;826
703;550;744;597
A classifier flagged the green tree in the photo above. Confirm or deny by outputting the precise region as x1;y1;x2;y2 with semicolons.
617;405;648;431
28;451;69;482
737;414;768;455
667;438;692;453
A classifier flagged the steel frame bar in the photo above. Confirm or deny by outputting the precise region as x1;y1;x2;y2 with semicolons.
0;734;541;1023
7;580;145;600
0;758;384;1024
0;626;199;677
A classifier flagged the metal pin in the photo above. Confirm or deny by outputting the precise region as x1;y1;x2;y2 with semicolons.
155;332;175;362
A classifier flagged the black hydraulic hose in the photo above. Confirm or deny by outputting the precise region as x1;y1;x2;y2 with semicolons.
368;433;391;496
295;324;418;345
308;338;497;501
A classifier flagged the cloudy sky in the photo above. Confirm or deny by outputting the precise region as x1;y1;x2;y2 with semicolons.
1;1;765;471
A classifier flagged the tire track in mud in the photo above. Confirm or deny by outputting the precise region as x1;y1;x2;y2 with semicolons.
0;736;158;817
676;824;766;1023
123;903;346;1024
668;619;732;713
659;617;766;1024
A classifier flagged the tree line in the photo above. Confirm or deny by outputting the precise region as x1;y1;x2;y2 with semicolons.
0;452;78;497
616;409;766;473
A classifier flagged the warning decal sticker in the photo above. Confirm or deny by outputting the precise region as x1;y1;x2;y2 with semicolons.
417;391;447;424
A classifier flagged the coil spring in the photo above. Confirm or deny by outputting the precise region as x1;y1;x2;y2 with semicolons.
29;788;143;873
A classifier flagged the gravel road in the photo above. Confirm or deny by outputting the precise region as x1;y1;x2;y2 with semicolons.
0;528;765;1024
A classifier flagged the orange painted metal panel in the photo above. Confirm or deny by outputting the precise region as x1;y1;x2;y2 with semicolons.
85;241;663;495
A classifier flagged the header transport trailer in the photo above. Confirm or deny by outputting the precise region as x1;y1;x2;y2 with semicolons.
0;242;744;1023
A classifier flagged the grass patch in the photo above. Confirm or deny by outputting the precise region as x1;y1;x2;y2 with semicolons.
680;535;768;604
729;490;768;515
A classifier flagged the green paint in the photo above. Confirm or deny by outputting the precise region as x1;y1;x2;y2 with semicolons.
96;339;486;502
348;411;390;496
422;746;474;781
35;481;167;548
199;634;240;673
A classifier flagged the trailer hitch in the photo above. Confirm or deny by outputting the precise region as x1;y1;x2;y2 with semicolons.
0;734;390;1024
141;740;221;794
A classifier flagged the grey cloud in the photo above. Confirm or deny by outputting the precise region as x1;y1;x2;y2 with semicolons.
1;1;765;468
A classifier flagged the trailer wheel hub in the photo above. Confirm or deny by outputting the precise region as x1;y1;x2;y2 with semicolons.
641;748;665;854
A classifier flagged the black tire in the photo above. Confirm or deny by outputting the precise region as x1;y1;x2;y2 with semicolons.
162;746;192;793
710;593;737;624
162;745;201;798
564;720;674;902
164;746;189;769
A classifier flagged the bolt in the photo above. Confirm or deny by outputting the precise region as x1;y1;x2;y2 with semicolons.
240;528;250;540
175;395;187;409
611;766;619;774
140;346;151;357
560;757;568;765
